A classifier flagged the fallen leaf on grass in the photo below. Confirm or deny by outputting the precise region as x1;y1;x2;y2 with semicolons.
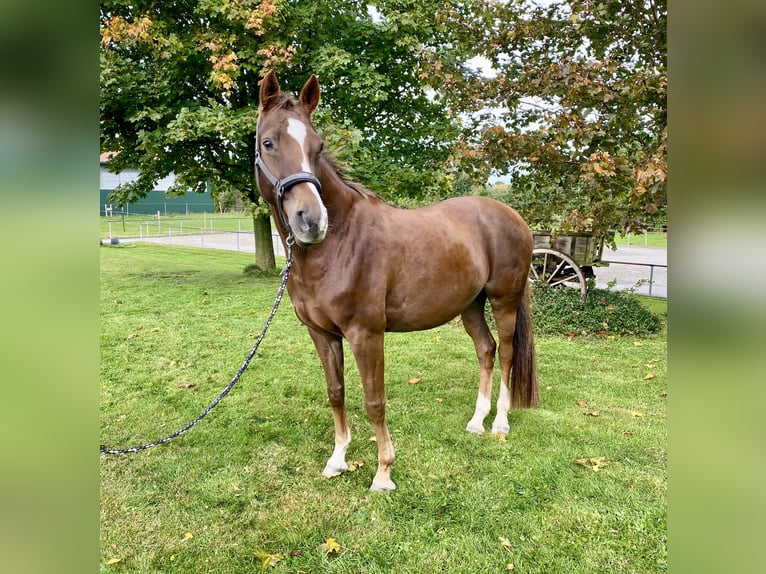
583;410;600;417
494;432;507;442
126;333;139;340
507;564;515;571
317;537;342;555
183;532;193;540
253;550;283;568
631;411;645;417
643;373;655;380
575;457;611;472
408;376;421;385
435;397;444;403
499;536;512;550
633;341;643;347
106;557;123;565
347;460;364;472
177;383;197;389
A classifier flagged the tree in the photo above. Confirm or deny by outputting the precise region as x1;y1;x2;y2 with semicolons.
100;1;471;268
446;0;666;244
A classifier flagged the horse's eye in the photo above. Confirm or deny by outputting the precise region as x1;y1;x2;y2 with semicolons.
262;139;274;151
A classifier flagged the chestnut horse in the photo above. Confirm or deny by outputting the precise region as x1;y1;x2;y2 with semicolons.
254;71;538;491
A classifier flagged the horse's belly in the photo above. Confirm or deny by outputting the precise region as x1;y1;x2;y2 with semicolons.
384;283;480;332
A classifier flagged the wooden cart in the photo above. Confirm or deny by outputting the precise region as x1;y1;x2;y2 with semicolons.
528;231;606;300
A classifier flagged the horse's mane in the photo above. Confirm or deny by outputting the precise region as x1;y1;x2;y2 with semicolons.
320;154;380;201
270;92;383;202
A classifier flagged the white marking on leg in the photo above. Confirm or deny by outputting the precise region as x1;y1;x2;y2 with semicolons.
491;379;511;434
466;393;491;434
322;429;351;477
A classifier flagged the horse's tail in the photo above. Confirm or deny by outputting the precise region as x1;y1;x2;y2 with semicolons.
511;282;539;408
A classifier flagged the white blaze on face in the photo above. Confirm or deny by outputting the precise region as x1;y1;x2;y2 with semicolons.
287;117;321;198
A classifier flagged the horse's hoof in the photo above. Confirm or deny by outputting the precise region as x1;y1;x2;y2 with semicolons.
491;424;510;435
465;423;485;435
369;481;396;492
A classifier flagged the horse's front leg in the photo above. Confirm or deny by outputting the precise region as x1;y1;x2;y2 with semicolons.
307;327;350;478
348;331;396;491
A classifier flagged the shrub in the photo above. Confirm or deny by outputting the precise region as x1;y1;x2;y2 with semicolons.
530;282;662;336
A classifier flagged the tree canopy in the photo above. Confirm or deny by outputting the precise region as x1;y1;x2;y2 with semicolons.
449;0;667;242
101;0;667;263
100;0;465;203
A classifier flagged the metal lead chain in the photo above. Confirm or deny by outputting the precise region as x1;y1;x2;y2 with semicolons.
100;246;294;456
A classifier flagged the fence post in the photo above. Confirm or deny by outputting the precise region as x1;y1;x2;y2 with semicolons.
649;265;655;297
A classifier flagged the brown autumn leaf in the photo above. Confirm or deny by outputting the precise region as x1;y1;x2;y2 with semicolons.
408;376;421;385
584;410;600;417
346;460;364;472
177;383;197;389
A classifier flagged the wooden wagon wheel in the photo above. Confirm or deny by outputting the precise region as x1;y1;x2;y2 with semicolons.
529;248;587;300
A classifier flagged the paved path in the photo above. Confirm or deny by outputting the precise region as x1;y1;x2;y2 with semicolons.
107;231;667;298
594;244;667;298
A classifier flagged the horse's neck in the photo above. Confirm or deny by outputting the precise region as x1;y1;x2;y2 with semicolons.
319;156;373;221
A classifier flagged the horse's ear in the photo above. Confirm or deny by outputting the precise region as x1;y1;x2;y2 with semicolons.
259;71;281;113
299;75;320;115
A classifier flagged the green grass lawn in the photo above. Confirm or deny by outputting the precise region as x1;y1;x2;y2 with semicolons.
100;212;255;239
614;232;667;248
100;244;666;573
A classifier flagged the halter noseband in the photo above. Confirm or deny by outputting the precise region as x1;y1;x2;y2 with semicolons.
254;134;323;237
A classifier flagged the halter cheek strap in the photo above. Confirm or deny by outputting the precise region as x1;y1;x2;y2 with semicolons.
254;141;323;236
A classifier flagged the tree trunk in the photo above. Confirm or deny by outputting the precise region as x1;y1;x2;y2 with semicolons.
253;211;276;270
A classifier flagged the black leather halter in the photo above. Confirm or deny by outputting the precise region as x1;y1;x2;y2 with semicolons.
254;134;323;235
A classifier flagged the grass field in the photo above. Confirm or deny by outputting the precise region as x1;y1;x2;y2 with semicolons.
100;244;666;573
614;232;667;248
100;213;254;239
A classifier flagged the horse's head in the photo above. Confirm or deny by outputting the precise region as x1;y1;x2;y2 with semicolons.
255;71;328;247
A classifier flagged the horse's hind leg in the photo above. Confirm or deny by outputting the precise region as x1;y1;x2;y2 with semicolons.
307;327;351;478
487;296;519;435
463;294;497;435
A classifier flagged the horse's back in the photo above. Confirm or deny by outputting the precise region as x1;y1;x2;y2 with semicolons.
416;195;532;257
370;195;532;331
